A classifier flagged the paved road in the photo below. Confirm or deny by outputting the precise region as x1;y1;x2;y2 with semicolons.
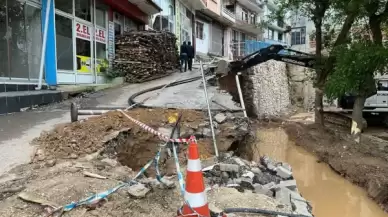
0;72;199;175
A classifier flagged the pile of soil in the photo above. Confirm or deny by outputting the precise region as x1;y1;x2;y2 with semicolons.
33;108;249;173
33;108;205;169
283;122;388;211
35;108;204;158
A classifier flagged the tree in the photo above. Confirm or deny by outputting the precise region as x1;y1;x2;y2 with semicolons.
275;0;363;126
325;1;388;142
325;41;388;141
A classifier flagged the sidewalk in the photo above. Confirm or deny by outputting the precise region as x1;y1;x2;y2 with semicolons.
0;72;198;175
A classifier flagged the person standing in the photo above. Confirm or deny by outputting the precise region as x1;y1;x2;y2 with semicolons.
180;42;188;72
187;41;195;71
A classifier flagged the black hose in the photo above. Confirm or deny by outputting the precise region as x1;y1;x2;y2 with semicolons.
223;208;312;217
127;76;244;113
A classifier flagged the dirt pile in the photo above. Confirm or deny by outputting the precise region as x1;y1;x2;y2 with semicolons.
33;108;249;173
283;122;388;211
33;108;204;161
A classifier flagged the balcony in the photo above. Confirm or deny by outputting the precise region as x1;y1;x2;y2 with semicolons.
179;0;207;10
232;14;262;35
221;7;236;23
237;0;263;13
127;0;162;15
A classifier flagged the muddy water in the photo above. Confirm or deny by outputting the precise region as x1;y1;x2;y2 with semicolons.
256;128;388;217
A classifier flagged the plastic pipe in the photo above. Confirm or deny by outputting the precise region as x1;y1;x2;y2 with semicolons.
235;72;247;118
200;61;219;157
37;0;51;90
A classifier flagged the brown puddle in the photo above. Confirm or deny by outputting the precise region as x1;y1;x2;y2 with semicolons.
256;128;388;217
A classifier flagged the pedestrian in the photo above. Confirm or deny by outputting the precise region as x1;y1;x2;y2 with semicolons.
187;41;195;71
180;42;188;72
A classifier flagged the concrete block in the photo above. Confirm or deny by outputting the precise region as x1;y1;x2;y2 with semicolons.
242;171;255;179
290;190;307;202
219;163;239;173
251;167;262;175
240;177;254;190
127;183;150;198
253;184;273;197
276;166;292;179
292;199;313;216
267;163;277;171
275;187;291;206
263;182;276;189
214;113;227;123
232;157;247;167
275;179;297;191
281;162;292;172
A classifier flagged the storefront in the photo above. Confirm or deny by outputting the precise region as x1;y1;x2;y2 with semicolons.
0;0;43;84
175;1;194;50
44;0;157;85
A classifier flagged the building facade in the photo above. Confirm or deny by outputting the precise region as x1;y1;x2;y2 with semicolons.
289;11;315;53
0;0;161;86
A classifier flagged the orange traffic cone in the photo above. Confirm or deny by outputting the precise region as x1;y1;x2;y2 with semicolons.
179;140;210;217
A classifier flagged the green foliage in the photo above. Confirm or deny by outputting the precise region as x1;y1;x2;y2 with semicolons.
101;59;123;81
325;41;388;99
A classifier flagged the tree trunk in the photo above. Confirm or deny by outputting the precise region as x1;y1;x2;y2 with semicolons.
314;88;324;125
351;96;366;143
313;18;324;126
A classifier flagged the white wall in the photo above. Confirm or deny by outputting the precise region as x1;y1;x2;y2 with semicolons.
195;19;210;54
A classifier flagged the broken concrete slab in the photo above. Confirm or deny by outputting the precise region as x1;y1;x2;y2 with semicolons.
292;199;313;216
275;187;291;207
240;177;254;190
232;157;247;167
219;163;239;173
253;184;273;197
276;166;293;179
127;183;150;198
290;190;307;202
214;113;227;124
251;167;262;175
274;179;297;191
242;171;255;179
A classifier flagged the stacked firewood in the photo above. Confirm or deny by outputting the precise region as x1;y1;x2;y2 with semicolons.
114;30;180;83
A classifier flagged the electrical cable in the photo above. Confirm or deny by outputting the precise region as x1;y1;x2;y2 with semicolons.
222;207;313;217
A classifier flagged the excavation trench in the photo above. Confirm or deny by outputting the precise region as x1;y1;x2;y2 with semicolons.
241;127;388;217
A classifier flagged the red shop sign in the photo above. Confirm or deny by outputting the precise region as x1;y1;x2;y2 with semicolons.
75;22;91;41
95;28;106;44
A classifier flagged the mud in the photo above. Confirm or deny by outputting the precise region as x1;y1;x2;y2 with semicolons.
283;122;388;211
254;127;388;217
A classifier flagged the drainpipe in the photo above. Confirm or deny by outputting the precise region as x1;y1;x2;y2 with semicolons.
37;0;51;90
222;27;225;56
192;12;196;59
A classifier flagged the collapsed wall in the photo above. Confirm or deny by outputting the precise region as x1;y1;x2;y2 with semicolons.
241;60;291;118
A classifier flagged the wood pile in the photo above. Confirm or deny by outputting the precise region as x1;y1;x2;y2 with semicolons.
114;30;180;83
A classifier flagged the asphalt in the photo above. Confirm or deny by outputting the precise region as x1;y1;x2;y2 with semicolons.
0;71;204;175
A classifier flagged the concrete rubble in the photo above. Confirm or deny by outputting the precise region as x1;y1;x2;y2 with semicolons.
203;154;314;217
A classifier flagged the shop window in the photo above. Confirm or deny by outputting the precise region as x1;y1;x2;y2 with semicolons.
95;8;106;28
25;4;43;79
196;21;204;40
55;0;73;14
75;0;92;22
8;1;29;78
76;38;91;72
55;15;74;71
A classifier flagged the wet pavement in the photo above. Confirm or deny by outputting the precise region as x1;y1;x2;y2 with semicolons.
0;72;201;175
257;128;388;217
